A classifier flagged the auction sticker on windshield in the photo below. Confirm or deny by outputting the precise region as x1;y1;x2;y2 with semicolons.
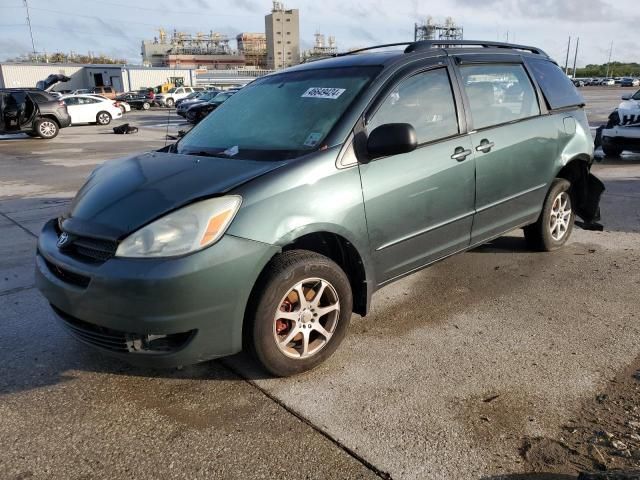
302;87;346;100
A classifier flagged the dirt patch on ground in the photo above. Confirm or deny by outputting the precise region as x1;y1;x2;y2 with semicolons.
519;355;640;477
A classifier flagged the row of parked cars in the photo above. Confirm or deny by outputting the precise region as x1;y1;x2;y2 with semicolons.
175;88;240;124
572;77;640;87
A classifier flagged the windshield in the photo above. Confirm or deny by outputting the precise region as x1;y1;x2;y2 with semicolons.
177;66;380;160
208;92;231;104
167;88;176;94
633;90;640;101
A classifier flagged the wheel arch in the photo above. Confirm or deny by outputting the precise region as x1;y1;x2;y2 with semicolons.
36;115;60;127
556;156;604;225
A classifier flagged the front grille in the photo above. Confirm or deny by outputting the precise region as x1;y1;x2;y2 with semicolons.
54;223;118;263
71;236;118;262
52;306;195;355
44;258;90;288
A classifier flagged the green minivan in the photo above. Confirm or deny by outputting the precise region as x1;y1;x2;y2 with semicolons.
36;41;604;376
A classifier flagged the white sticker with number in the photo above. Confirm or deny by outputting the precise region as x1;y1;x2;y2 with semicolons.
302;87;346;100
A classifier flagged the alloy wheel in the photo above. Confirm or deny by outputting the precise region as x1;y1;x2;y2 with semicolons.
549;191;572;241
273;278;340;359
38;121;56;137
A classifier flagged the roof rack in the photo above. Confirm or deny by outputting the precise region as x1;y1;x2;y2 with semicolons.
404;40;548;56
335;42;413;57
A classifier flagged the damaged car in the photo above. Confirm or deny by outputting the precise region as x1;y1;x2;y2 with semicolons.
36;40;604;376
598;89;640;157
0;89;71;139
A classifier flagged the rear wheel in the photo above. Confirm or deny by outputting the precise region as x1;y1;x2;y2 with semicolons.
524;178;574;252
34;118;59;139
165;98;175;108
96;111;112;125
245;250;353;377
142;101;151;110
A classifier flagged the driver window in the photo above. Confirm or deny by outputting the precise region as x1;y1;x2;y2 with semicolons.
368;68;459;144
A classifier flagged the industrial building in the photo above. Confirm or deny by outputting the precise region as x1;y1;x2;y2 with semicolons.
141;29;245;70
265;1;300;69
237;33;268;68
414;17;463;42
0;63;196;92
0;62;273;91
301;33;338;62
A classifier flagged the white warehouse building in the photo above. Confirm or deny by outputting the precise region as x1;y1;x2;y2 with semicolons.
0;63;197;92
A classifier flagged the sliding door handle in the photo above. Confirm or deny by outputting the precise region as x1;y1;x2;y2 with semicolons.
451;147;472;161
476;139;495;153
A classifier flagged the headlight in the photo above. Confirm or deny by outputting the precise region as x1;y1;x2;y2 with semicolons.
115;196;241;258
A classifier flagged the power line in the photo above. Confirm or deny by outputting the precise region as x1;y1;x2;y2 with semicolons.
23;0;36;54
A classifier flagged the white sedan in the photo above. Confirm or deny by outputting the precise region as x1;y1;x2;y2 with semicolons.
60;95;122;125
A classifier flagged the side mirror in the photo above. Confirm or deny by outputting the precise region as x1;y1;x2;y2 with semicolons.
622;94;631;100
366;123;418;160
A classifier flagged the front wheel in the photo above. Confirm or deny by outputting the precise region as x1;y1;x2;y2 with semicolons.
142;101;150;110
96;111;112;125
165;98;175;108
245;250;353;377
524;178;575;251
602;144;623;157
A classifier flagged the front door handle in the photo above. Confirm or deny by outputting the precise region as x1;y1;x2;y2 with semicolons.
476;139;495;153
451;147;472;162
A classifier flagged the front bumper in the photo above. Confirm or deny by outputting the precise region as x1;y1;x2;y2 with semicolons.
602;126;640;152
36;219;279;367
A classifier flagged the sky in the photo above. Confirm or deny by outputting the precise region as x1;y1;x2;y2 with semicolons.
0;0;637;67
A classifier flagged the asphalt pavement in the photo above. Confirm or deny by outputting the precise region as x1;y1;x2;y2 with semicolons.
0;89;639;480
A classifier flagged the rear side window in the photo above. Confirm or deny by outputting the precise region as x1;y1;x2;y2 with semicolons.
460;64;540;130
526;58;584;110
368;68;459;144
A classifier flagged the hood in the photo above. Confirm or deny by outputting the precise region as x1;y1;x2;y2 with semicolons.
61;151;286;240
36;74;71;92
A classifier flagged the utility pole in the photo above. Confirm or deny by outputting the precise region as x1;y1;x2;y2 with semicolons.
564;36;571;75
23;0;36;55
605;41;613;78
571;37;579;78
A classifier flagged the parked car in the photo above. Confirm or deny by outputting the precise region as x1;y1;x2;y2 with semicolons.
185;91;234;123
620;78;635;87
60;94;122;125
176;90;220;117
175;91;203;108
598;89;640;157
155;86;204;107
71;89;90;95
90;86;119;100
88;94;130;113
572;79;585;87
0;88;71;139
35;40;604;376
601;78;616;86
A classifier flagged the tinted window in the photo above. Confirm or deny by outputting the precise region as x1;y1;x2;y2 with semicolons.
632;90;640;101
178;66;381;161
28;92;48;102
368;68;459;144
63;97;78;105
526;58;584;110
460;64;540;130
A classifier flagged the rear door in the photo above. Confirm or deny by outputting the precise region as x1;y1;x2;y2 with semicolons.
357;62;476;284
454;58;557;245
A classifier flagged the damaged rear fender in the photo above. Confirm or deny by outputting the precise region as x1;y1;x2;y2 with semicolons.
557;159;605;227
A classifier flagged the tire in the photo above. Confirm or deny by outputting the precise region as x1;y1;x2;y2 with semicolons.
165;98;175;108
524;178;575;252
96;111;112;125
245;250;353;377
34;118;59;139
142;102;150;110
602;144;623;157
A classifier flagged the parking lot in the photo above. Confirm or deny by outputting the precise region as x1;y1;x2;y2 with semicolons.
1;88;639;479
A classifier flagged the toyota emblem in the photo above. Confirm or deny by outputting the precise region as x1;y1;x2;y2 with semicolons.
57;232;71;249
